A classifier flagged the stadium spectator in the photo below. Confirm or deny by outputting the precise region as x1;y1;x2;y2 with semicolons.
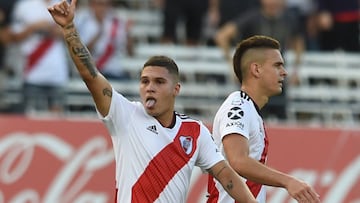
159;0;218;45
214;0;305;120
286;0;319;50
205;0;260;46
0;0;18;111
0;0;17;69
10;0;69;115
47;1;259;202
207;35;320;203
75;0;134;80
315;0;360;52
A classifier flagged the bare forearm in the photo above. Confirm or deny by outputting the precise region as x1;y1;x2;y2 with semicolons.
62;23;99;81
222;170;257;202
215;34;232;62
234;156;293;188
293;36;305;67
210;161;257;203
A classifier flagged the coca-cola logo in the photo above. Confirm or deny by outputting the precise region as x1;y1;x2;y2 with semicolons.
0;117;359;203
266;157;360;203
0;132;115;203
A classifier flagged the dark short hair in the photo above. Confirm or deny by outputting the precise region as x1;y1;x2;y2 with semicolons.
233;35;280;83
142;55;180;81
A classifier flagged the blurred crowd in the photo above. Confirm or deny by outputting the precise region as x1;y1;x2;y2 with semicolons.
0;0;359;119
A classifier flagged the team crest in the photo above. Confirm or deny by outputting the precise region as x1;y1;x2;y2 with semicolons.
179;136;193;155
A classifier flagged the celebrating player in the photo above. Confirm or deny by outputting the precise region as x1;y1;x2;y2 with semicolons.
47;0;257;202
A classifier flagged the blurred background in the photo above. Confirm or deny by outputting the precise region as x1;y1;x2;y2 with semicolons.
0;0;359;202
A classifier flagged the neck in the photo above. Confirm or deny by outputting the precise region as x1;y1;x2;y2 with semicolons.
156;111;176;128
241;86;268;109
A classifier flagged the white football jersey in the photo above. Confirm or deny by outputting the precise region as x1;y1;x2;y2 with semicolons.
75;8;129;77
99;88;224;203
11;0;68;86
208;91;269;203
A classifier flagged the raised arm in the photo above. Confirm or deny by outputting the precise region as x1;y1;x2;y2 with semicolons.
48;0;112;116
209;160;258;203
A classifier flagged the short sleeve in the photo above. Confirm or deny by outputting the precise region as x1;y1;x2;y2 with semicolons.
196;123;224;171
217;97;253;141
97;88;138;137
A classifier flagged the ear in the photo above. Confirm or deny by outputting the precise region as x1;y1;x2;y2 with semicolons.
250;62;261;78
173;83;180;96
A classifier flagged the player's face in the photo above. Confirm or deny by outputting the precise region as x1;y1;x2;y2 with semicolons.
139;66;180;117
259;49;287;97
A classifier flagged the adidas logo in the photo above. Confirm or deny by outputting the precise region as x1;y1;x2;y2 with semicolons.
147;125;158;134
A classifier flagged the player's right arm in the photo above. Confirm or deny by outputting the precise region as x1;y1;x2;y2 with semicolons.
222;133;321;203
48;0;111;116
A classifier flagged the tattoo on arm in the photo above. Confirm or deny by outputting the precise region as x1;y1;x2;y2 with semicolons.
216;166;227;177
65;30;98;78
209;165;234;191
103;88;112;98
226;180;234;191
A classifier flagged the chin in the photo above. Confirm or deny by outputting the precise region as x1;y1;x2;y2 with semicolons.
146;109;158;117
272;88;282;96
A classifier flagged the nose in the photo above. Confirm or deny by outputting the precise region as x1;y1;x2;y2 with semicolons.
146;81;156;92
282;66;288;77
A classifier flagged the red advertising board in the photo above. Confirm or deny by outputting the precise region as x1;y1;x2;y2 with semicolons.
0;115;359;203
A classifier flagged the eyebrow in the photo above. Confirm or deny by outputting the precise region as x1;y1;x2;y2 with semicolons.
140;76;167;81
274;61;284;66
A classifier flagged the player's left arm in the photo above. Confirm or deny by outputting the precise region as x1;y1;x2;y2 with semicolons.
208;160;257;203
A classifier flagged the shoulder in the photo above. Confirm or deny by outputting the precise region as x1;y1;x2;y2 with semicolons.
223;91;252;107
218;91;254;118
175;112;210;130
175;111;200;123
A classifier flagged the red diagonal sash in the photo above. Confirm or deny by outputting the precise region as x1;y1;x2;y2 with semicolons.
131;122;200;202
96;18;120;70
25;38;54;75
244;122;269;200
207;123;270;202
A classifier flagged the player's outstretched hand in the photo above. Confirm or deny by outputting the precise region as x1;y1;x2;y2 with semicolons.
287;177;321;203
47;0;77;28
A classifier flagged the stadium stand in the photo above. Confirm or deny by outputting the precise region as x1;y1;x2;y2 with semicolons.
285;51;360;125
2;43;360;126
1;6;360;126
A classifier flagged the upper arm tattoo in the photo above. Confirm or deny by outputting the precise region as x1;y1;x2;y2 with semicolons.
102;88;112;98
64;26;98;78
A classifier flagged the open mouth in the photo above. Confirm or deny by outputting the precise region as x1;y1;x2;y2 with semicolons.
145;97;156;108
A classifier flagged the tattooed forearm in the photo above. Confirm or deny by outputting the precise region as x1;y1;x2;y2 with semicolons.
225;180;234;191
64;30;98;78
216;166;227;177
64;23;75;29
102;88;112;98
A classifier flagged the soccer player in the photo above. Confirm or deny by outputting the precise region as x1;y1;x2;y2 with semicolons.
207;35;321;203
47;1;257;202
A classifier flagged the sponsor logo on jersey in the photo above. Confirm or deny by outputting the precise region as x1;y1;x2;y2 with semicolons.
179;136;193;155
226;121;245;129
147;125;158;134
227;106;244;120
231;98;245;106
